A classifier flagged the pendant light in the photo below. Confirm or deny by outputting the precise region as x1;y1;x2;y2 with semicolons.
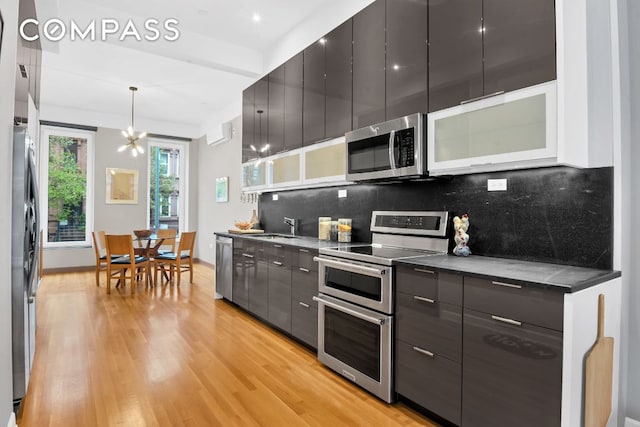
118;86;147;157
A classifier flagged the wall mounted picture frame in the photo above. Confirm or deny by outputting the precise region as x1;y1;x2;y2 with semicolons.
106;168;139;204
216;176;229;203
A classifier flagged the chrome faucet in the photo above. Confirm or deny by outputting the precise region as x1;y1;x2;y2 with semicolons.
284;217;296;236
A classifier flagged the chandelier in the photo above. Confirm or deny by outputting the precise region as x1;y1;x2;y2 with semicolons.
118;86;147;156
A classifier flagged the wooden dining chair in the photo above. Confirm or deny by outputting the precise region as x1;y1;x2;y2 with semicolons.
92;230;108;287
105;234;151;294
155;228;177;255
154;231;196;287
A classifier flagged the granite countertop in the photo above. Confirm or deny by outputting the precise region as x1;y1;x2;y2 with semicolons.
214;231;362;250
216;232;620;293
395;254;621;293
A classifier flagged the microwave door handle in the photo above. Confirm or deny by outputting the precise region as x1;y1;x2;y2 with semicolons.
388;130;396;170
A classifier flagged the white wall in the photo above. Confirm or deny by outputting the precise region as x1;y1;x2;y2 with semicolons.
0;0;20;424
196;115;256;266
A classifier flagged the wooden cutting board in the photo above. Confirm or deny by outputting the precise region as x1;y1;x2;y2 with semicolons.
584;294;613;427
228;229;265;234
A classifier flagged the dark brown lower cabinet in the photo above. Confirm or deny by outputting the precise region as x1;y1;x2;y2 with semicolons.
395;340;461;425
462;308;563;427
291;256;318;348
247;242;268;320
268;245;294;333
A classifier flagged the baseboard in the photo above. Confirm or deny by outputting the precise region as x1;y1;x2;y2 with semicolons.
626;417;640;427
43;265;94;274
6;412;16;427
194;258;214;269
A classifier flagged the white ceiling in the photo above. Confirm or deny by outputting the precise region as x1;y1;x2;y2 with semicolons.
34;0;369;138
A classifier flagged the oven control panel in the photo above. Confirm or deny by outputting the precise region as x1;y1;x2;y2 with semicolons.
370;211;449;237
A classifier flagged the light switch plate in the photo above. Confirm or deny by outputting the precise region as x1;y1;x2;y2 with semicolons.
272;194;279;201
487;179;507;191
338;189;347;198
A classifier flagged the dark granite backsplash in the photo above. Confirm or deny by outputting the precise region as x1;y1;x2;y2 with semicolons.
258;166;613;270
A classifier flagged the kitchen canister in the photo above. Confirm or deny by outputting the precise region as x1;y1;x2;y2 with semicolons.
318;217;331;240
338;218;352;242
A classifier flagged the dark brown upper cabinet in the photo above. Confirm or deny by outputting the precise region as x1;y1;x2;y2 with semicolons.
428;0;483;112
482;0;556;95
352;0;386;129
428;0;556;112
324;19;353;140
268;64;285;154
241;85;256;163
303;40;326;145
254;76;270;155
386;0;428;119
284;52;304;151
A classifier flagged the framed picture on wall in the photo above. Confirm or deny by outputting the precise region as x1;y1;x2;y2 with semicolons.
216;176;229;203
106;168;139;204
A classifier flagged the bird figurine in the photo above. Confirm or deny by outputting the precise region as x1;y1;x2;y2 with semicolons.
452;214;471;256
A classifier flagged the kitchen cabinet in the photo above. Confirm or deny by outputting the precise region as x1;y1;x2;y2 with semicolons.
284;53;304;152
385;0;428;119
268;64;285;154
428;0;555;112
242;86;256;163
394;266;463;425
254;76;270;155
352;0;385;128
291;248;318;348
268;244;294;333
427;81;557;175
242;161;268;190
324;19;353;140
303;40;325;146
247;242;268;320
462;276;563;427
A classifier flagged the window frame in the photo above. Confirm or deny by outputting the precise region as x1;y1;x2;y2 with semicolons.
39;125;95;248
146;138;189;233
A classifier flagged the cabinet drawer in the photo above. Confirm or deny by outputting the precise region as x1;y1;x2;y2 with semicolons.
395;340;461;425
268;244;294;266
292;269;318;308
396;293;462;363
396;266;462;306
291;301;318;348
295;248;318;272
464;276;564;330
462;308;562;427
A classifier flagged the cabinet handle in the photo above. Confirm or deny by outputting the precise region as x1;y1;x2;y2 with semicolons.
491;315;522;326
299;249;309;253
273;261;283;266
413;296;435;304
412;346;435;358
414;268;435;275
242;253;254;258
298;302;310;308
460;90;505;105
299;267;310;273
274;244;283;248
491;281;522;289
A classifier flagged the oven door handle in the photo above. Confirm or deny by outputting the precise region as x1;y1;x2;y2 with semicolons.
313;256;387;277
313;295;385;325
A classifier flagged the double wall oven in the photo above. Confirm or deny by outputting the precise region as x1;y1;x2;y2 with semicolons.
314;211;449;402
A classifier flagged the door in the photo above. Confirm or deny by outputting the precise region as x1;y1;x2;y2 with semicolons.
303;39;326;145
268;64;285;154
148;140;188;233
325;18;353;139
242;85;256;162
284;52;304;152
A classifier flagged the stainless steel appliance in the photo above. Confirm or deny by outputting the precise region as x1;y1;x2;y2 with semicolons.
314;211;449;403
215;235;233;300
12;126;40;409
346;113;426;182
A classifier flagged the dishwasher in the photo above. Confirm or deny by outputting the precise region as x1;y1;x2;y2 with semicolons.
215;235;233;300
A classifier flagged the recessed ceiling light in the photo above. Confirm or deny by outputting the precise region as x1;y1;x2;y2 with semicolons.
319;38;327;45
197;9;209;16
252;13;261;22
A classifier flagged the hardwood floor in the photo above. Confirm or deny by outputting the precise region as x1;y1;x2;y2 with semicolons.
18;264;438;426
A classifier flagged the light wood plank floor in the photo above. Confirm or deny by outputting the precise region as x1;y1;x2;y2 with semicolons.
18;264;439;426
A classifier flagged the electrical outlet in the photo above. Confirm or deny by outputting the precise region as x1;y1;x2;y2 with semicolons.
338;189;347;198
209;243;213;249
487;179;507;191
272;194;279;201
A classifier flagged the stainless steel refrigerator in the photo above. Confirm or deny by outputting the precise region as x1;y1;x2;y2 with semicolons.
11;126;40;410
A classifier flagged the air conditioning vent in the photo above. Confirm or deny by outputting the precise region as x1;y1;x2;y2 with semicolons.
207;121;233;146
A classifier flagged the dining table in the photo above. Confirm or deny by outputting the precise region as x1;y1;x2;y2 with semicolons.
132;235;169;285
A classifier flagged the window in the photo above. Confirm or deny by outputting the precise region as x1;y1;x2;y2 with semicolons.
40;126;94;246
148;139;188;233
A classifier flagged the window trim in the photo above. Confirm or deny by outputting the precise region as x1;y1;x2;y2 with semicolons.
39;125;95;248
146;138;189;233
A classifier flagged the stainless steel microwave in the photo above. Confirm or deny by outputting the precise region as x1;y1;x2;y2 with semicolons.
346;113;426;182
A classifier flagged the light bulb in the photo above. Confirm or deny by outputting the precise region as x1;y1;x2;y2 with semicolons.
128;126;134;136
137;145;144;154
121;130;128;138
118;144;128;152
132;148;138;157
138;132;147;139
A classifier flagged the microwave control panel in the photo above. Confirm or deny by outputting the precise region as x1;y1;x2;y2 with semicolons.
396;128;415;167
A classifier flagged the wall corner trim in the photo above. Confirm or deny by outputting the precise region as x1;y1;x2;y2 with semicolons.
6;412;17;427
626;417;640;427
